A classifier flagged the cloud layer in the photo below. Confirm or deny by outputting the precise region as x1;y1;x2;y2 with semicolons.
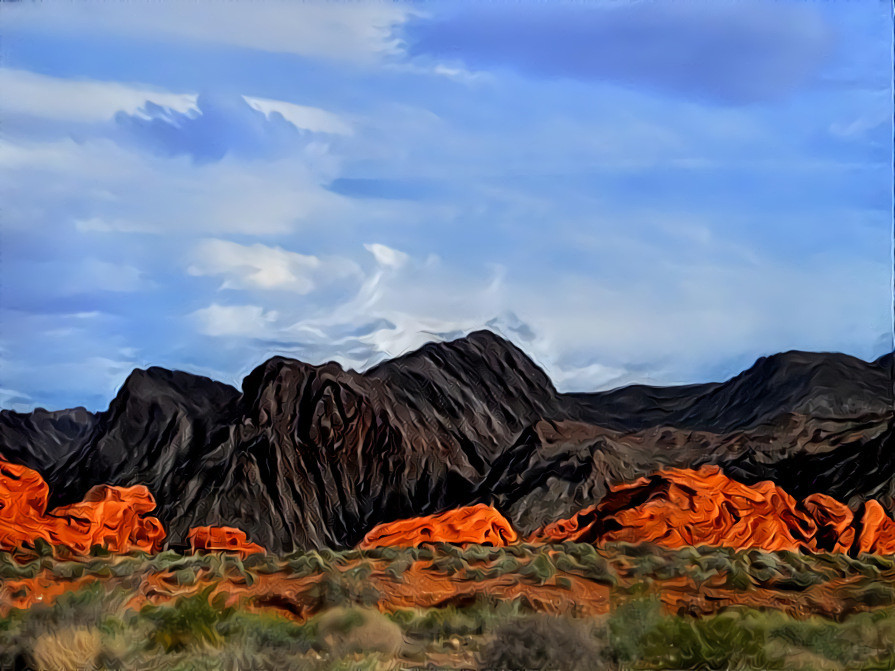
0;1;890;411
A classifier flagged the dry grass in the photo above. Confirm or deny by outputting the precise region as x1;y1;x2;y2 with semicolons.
29;626;101;671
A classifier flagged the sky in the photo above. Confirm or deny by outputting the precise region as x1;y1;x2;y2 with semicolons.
0;0;892;411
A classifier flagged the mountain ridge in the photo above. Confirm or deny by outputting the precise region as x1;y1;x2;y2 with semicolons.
0;330;891;551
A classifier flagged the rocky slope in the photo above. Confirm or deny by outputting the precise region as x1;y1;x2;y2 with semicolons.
0;330;891;552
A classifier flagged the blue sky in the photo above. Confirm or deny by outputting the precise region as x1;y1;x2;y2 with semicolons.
0;0;892;411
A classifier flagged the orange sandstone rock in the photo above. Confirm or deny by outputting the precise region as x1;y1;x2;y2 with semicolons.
856;500;895;555
359;504;517;549
188;526;266;558
0;460;165;554
532;465;886;555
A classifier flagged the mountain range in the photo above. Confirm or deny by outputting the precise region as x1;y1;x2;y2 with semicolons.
1;330;892;552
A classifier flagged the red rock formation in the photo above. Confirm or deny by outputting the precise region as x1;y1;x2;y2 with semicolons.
359;504;518;549
532;465;895;556
0;460;165;554
188;526;266;558
856;500;895;555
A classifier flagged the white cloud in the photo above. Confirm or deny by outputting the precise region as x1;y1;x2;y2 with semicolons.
364;243;409;269
244;97;353;135
0;386;32;411
0;137;347;235
188;239;360;293
542;362;635;392
0;68;197;122
3;2;416;64
192;304;280;338
228;231;890;391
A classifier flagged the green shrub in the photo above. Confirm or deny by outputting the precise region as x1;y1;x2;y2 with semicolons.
287;550;331;576
142;586;234;652
173;568;197;586
309;569;381;609
384;558;413;583
0;554;39;579
340;549;364;562
479;614;615;671
725;563;755;591
429;555;467;575
88;543;111;558
490;555;521;575
461;544;502;564
520;553;555;585
463;567;489;582
224;611;314;655
504;544;533;559
553;551;616;585
344;561;374;582
639;610;785;670
393;606;482;641
852;583;895;609
772;617;856;665
242;552;280;574
555;576;573;590
396;597;536;642
317;548;338;563
608;594;664;662
414;546;434;561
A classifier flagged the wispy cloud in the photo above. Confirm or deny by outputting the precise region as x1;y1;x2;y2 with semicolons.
191;304;280;338
2;1;416;63
188;239;360;293
0;68;197;122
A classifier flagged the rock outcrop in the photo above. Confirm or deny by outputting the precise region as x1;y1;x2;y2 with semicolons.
359;504;517;548
0;460;165;554
188;526;265;558
531;465;895;555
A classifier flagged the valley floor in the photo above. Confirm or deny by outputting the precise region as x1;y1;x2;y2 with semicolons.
1;542;895;670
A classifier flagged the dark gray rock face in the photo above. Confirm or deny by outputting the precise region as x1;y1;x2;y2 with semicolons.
1;330;892;551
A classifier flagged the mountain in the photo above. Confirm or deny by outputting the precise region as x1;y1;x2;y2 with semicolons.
0;330;891;552
568;349;893;432
0;406;99;476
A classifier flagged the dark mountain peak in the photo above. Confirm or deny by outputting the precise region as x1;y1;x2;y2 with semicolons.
0;405;100;477
367;328;521;366
569;348;892;433
465;328;523;348
743;349;874;378
117;366;239;405
366;329;557;397
239;356;356;420
692;349;893;430
240;355;304;397
730;349;888;397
